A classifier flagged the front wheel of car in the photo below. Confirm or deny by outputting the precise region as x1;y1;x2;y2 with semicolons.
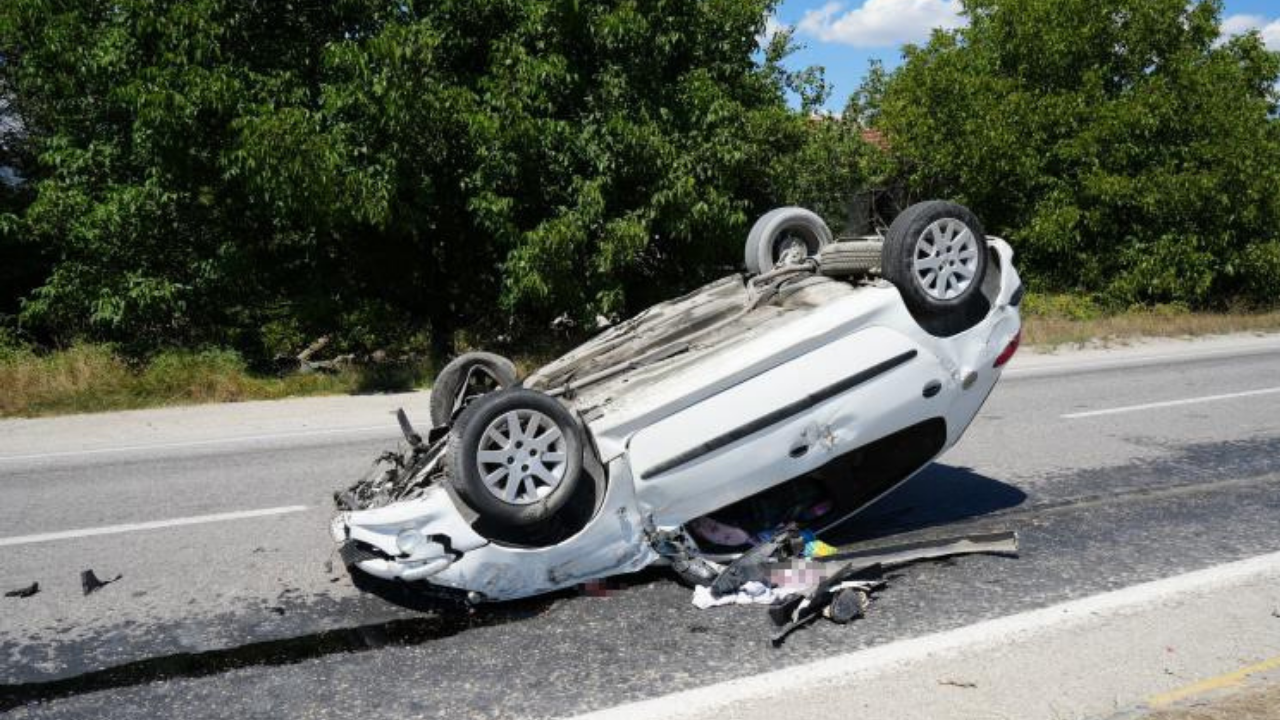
446;388;584;530
882;200;989;317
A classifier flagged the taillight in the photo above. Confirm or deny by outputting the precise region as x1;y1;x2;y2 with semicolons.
993;329;1021;368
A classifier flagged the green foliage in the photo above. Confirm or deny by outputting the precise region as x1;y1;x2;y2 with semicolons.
1020;292;1105;320
3;0;866;358
870;0;1280;307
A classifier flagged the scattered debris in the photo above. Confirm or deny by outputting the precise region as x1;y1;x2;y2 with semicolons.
333;421;445;511
5;582;39;598
692;581;778;609
80;570;123;596
691;530;1019;647
769;563;887;647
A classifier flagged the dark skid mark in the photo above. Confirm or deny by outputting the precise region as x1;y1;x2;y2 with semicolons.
0;600;552;712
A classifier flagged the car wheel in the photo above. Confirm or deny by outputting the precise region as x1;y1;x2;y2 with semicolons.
429;351;518;427
882;200;989;316
446;388;583;529
744;207;833;275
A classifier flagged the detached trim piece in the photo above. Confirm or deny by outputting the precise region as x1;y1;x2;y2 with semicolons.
642;349;918;479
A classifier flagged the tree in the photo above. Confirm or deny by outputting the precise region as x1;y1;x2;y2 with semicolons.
870;0;1280;306
0;57;42;330
1;0;860;359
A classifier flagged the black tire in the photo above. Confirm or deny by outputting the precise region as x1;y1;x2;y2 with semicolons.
744;207;833;275
819;240;882;277
882;200;989;317
429;352;518;428
446;388;584;530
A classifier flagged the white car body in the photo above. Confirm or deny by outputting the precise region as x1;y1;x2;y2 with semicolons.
333;238;1023;602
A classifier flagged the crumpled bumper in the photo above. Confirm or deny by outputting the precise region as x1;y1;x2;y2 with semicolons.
330;485;488;582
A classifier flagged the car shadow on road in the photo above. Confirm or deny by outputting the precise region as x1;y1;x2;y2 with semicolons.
824;463;1028;545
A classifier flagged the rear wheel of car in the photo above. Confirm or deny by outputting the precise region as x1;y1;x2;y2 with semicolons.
882;201;989;317
446;389;584;529
429;351;518;428
744;207;833;275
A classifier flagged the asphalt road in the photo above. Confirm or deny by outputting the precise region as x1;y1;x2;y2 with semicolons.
2;336;1280;718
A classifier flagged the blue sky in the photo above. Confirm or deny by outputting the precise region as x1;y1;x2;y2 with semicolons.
772;0;1280;111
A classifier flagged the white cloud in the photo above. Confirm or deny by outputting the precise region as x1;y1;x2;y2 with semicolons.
1221;13;1280;50
797;0;965;48
758;13;790;47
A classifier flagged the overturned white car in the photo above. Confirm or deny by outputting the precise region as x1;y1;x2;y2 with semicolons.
331;200;1023;603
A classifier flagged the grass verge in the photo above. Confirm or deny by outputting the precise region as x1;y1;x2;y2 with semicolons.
0;345;431;418
1020;294;1280;348
4;296;1280;418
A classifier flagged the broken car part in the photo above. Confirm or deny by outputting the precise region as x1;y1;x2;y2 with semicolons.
815;530;1019;567
80;570;122;596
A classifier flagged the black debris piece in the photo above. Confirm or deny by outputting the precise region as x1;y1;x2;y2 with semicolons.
395;408;423;448
770;562;884;647
710;526;798;598
824;587;870;624
5;582;39;598
80;570;122;596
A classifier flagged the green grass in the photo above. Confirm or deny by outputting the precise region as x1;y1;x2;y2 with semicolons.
4;294;1280;418
0;344;431;418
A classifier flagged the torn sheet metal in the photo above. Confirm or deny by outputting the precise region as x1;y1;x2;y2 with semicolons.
813;530;1019;567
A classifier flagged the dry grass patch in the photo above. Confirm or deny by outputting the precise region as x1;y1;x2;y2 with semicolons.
1022;309;1280;348
0;345;428;418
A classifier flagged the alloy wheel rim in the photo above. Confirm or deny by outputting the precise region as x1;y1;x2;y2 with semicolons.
475;409;567;505
912;218;979;300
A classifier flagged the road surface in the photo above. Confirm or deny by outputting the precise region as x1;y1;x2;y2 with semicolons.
2;334;1279;718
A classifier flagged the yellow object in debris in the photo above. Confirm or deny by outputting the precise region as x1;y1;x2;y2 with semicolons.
805;539;839;558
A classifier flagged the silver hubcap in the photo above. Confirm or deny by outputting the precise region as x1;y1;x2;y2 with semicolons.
476;409;567;505
913;218;979;300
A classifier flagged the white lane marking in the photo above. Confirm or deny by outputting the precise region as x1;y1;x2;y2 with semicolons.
1062;385;1280;419
564;549;1280;720
0;505;311;547
0;424;394;464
